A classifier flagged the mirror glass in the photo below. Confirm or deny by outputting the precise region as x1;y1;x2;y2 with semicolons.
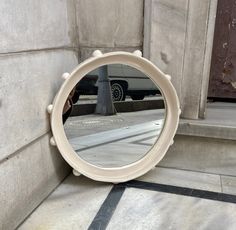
62;64;166;168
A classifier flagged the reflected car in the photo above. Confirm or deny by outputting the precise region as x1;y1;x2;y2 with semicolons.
76;64;160;101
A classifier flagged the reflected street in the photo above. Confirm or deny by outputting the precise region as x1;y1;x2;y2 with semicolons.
62;64;166;167
64;109;165;167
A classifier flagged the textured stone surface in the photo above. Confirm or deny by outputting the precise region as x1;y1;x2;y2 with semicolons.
160;135;236;177
180;0;217;119
18;175;112;230
144;0;218;119
0;134;71;230
19;173;236;230
177;102;236;140
138;167;221;192
107;188;236;230
221;176;236;196
77;0;143;48
0;50;78;161
0;1;79;229
144;0;188;100
0;0;78;53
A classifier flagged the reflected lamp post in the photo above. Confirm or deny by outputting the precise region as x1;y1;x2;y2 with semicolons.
95;65;116;115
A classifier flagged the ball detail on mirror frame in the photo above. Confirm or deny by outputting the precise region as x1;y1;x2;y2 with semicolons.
50;137;57;146
62;72;70;80
165;74;171;81
178;109;182;116
73;169;81;176
133;50;142;57
47;104;53;114
92;50;103;57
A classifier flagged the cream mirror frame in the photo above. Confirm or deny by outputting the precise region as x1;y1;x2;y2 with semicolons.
47;50;180;183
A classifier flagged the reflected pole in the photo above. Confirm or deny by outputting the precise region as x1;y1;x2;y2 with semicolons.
95;65;116;115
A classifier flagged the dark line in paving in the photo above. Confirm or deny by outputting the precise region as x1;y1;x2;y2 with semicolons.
88;184;126;230
131;142;153;147
131;134;158;146
155;165;236;180
124;180;236;204
88;180;236;230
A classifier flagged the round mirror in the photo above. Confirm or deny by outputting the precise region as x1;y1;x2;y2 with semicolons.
63;64;166;168
48;51;180;183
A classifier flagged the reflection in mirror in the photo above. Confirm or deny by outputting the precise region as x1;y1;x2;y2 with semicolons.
62;64;166;168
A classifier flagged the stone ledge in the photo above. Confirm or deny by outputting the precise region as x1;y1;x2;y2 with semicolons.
177;102;236;141
162;135;236;177
177;121;236;141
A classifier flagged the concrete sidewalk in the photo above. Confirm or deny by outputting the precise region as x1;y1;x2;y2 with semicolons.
18;167;236;230
64;109;165;139
17;102;236;229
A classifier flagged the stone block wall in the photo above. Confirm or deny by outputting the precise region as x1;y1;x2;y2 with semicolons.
0;1;145;228
0;1;78;229
144;0;218;119
76;0;144;61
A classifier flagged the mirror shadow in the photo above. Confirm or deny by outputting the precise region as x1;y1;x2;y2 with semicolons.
62;64;166;168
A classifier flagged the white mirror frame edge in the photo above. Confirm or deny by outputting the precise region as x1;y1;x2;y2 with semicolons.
47;50;180;183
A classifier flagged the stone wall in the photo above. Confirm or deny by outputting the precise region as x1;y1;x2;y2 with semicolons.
76;0;144;60
144;0;218;119
0;1;145;228
0;1;78;229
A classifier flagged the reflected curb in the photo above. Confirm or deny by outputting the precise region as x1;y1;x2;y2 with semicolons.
71;99;165;116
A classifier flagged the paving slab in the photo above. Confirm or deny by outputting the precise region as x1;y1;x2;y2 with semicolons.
107;187;236;230
137;167;222;193
17;175;112;230
19;169;236;230
221;175;236;196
